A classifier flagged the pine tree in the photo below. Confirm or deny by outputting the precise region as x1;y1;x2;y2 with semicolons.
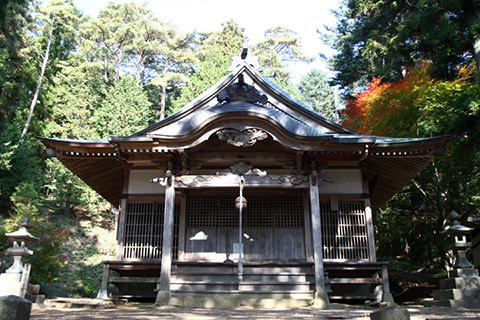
298;69;337;121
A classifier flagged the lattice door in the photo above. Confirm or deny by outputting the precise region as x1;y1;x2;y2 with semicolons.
122;202;179;260
186;196;305;261
320;201;369;260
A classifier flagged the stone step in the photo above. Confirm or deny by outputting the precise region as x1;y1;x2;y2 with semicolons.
425;298;477;308
440;277;480;289
169;292;314;308
453;268;479;277
433;288;480;301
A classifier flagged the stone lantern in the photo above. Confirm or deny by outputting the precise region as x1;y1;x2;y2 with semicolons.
444;211;474;272
0;217;38;297
425;210;480;308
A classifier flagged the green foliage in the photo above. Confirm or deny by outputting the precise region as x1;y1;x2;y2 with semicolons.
93;76;153;137
329;0;480;95
3;181;67;284
173;20;245;111
298;69;337;121
343;64;480;267
254;26;312;87
0;136;44;214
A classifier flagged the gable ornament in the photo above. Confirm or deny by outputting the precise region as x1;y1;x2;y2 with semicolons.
216;128;268;147
217;74;268;104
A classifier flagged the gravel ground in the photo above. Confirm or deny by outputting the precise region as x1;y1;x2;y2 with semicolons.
31;303;480;320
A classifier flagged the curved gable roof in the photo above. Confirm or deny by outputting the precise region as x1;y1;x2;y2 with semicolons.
133;61;354;138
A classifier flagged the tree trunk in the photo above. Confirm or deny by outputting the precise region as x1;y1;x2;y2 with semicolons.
160;58;169;120
104;57;108;82
136;49;145;85
474;36;480;83
114;46;123;83
19;17;55;143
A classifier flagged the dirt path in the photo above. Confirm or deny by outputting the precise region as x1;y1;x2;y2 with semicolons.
31;303;480;320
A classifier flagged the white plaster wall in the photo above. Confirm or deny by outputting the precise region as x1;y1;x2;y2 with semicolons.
128;170;165;194
319;169;363;194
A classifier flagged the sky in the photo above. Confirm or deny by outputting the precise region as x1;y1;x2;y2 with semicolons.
73;0;341;82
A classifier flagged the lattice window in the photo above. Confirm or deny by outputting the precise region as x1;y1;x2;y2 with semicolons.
123;202;179;260
186;198;217;227
320;201;369;260
217;198;238;227
187;197;303;228
245;198;273;227
274;198;304;228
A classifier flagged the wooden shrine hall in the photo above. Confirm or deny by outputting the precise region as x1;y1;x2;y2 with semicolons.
40;51;448;308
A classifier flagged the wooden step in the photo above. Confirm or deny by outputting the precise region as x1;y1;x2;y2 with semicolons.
170;281;312;292
109;276;157;283
328;277;382;284
171;272;312;282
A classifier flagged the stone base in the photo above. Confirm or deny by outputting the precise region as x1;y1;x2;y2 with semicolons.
440;276;480;290
370;304;410;320
96;288;109;300
454;268;479;278
169;292;314;308
0;273;22;297
0;295;32;320
428;288;480;309
312;291;329;309
382;292;395;304
155;291;170;306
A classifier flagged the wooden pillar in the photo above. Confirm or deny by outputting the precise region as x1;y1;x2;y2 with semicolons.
96;263;110;299
116;198;127;260
381;264;394;303
309;170;329;308
155;173;175;305
303;195;313;262
116;168;129;260
364;199;377;262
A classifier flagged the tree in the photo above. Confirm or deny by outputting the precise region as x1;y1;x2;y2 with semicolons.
173;20;245;111
93;76;154;137
298;69;337;121
80;2;137;83
148;28;196;119
329;0;480;95
342;63;480;267
19;0;80;142
254;26;312;88
0;0;31;130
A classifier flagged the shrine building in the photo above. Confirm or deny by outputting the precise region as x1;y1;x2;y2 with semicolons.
40;52;448;308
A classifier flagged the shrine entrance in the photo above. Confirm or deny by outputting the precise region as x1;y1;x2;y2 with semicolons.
184;190;307;262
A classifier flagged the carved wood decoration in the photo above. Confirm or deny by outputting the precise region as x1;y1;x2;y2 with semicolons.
216;162;267;176
216;128;268;147
217;74;268;104
174;174;310;188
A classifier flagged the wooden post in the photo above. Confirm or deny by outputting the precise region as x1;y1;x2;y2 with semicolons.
381;264;394;303
303;195;313;262
116;168;129;260
364;199;377;262
309;170;329;308
116;199;127;260
96;263;110;299
155;173;175;305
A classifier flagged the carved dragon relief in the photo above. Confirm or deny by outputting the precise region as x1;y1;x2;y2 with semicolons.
216;128;268;147
217;74;268;104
